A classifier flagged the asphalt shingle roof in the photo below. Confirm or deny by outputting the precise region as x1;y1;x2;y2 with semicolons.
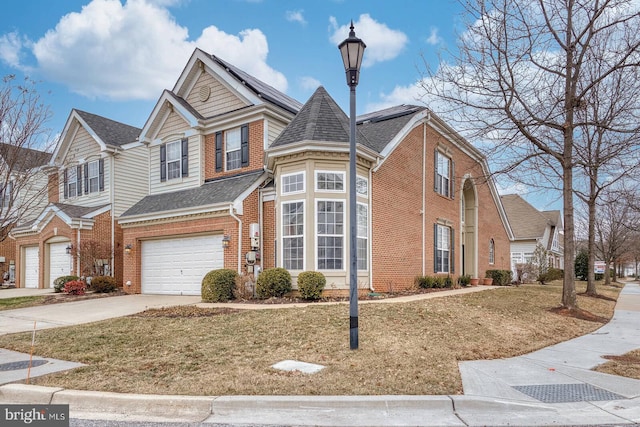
0;143;51;171
53;203;109;219
75;110;142;147
210;54;303;115
500;194;553;239
120;170;264;218
357;105;426;153
270;86;374;150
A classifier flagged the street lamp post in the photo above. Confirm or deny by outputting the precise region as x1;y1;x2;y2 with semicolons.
339;21;366;350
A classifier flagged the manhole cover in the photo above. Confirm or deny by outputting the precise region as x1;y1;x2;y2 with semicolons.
0;360;48;371
513;383;625;403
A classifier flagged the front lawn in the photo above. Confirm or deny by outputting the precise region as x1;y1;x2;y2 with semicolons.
0;296;45;310
0;281;621;396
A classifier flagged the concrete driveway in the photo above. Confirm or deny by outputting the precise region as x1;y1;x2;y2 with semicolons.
0;289;201;335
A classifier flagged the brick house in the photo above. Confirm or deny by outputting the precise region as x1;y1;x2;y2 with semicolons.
10;109;146;288
118;48;512;295
0;144;51;283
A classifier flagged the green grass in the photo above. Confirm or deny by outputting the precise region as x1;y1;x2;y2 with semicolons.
0;296;45;310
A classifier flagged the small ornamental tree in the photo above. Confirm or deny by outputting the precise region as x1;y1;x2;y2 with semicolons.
574;249;588;281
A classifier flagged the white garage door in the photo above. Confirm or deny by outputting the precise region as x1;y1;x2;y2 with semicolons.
49;242;71;287
24;246;39;289
141;234;223;295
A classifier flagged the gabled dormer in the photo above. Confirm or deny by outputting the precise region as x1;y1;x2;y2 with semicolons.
50;109;143;216
138;48;301;196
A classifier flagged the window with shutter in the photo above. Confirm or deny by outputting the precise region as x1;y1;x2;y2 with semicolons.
435;224;452;273
215;132;223;172
226;128;241;171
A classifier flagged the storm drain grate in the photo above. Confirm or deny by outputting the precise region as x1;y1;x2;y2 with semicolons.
513;383;625;403
0;360;48;371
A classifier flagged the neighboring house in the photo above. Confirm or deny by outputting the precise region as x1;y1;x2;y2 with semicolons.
500;194;564;279
118;48;512;295
10;110;145;288
0;143;51;282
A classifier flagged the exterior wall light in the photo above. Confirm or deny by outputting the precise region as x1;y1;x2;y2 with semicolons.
66;244;73;255
124;244;133;255
222;235;231;249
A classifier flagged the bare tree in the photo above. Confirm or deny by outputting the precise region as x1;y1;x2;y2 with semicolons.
420;0;640;309
0;75;53;242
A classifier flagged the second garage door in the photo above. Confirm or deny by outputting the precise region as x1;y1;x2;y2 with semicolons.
24;246;39;289
141;234;223;295
49;242;71;287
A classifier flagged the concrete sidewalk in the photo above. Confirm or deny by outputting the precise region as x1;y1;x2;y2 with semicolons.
0;283;638;426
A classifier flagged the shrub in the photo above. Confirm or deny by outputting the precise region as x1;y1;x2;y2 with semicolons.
547;268;564;281
89;276;118;293
202;269;239;302
414;276;427;289
297;271;326;300
233;275;255;300
256;268;292;299
485;270;513;286
443;276;453;288
53;275;79;293
458;275;471;287
64;280;86;295
433;276;446;289
574;249;588;281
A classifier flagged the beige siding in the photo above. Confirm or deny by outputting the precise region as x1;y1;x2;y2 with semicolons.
267;119;287;148
113;145;149;217
58;126;110;207
185;71;247;118
150;111;201;195
15;170;49;224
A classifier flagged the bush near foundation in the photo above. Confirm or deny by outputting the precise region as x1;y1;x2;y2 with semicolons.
89;276;118;293
64;280;86;295
256;268;291;299
297;271;326;300
485;270;513;286
53;275;80;293
202;269;238;302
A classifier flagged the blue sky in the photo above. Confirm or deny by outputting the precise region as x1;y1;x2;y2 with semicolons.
0;0;559;210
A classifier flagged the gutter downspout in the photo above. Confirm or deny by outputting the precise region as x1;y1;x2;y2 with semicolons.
77;221;82;275
368;166;374;291
229;205;243;274
110;155;115;277
422;115;429;275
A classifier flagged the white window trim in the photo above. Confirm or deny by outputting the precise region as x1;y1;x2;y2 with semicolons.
436;151;451;197
67;167;78;198
356;175;368;197
281;200;305;271
489;239;495;265
357;201;368;271
166;140;182;180
87;160;100;194
281;172;305;195
315;198;345;271
315;170;346;193
435;224;451;273
225;127;241;171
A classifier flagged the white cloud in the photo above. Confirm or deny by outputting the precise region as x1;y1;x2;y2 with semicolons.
329;14;408;68
285;10;307;25
365;80;423;112
0;32;26;68
299;76;321;91
426;28;442;46
5;0;286;101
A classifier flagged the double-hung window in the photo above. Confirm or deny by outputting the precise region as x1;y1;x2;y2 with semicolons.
87;161;100;193
67;167;78;198
282;201;304;270
226;128;241;171
489;239;495;264
357;203;368;270
317;200;344;270
316;171;344;192
1;181;12;209
166;141;181;180
435;151;452;198
435;224;453;273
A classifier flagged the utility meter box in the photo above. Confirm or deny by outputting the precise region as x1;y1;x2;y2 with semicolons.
250;223;260;249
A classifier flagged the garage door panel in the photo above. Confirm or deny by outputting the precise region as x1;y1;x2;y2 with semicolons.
141;235;223;295
49;242;71;287
24;247;39;289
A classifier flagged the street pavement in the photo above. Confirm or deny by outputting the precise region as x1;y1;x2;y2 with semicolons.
0;284;638;426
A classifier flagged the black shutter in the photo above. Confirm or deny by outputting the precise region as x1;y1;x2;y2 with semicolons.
84;163;89;194
433;149;439;193
215;132;223;172
241;124;249;167
76;165;82;195
450;227;455;273
181;138;189;177
450;159;455;200
433;223;438;273
99;159;105;191
63;169;68;199
160;144;167;182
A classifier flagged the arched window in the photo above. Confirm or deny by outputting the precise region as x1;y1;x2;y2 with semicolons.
489;239;495;264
